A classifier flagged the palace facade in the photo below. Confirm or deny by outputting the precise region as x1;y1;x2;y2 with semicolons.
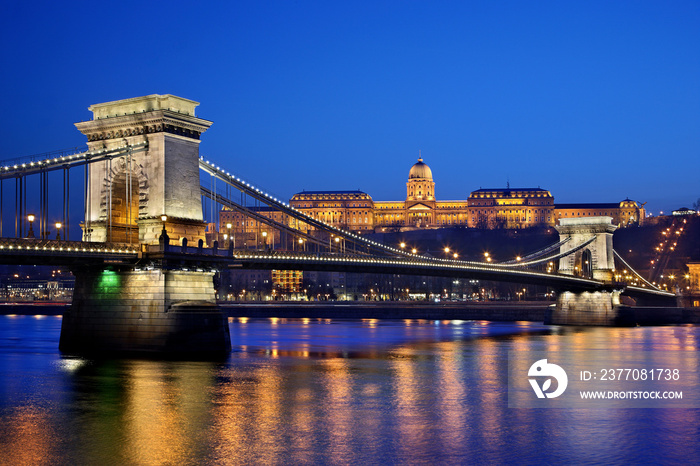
287;157;645;232
215;157;646;301
289;190;375;231
218;157;646;242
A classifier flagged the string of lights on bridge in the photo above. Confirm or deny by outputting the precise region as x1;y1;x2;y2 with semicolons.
0;143;147;178
0;241;138;255
225;249;603;285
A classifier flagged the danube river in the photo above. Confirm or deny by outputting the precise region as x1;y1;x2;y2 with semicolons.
1;314;699;464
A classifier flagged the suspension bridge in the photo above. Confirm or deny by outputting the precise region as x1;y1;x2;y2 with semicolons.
0;94;675;354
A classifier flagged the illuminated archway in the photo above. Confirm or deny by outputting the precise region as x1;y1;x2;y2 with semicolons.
580;249;593;279
108;170;140;243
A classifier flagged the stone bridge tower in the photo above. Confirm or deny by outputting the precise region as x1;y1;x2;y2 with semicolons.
61;95;230;356
75;94;211;245
555;217;617;282
549;217;621;325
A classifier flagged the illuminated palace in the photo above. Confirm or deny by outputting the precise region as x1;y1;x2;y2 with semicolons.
217;156;645;248
285;157;645;232
217;156;645;296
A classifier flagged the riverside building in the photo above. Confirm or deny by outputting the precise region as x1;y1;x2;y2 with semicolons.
217;156;645;245
284;157;645;233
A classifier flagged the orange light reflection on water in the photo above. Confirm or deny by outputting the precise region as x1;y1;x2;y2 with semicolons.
124;361;206;465
320;359;353;462
391;346;426;460
211;363;286;464
0;405;55;465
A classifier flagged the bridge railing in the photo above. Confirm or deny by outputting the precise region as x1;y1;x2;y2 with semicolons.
0;146;87;168
0;238;140;257
145;243;575;273
147;242;382;260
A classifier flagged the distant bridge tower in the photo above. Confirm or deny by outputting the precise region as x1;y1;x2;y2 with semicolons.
556;217;617;282
60;95;230;356
75;94;211;245
549;217;622;325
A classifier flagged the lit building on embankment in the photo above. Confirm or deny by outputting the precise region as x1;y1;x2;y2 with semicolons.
216;156;646;246
281;156;646;233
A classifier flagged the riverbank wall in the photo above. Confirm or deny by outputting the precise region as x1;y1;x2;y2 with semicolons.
2;301;699;325
222;301;549;321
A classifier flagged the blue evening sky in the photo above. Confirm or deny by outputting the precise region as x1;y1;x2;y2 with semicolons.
1;1;698;215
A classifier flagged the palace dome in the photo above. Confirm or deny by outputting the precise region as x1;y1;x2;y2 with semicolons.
408;157;433;180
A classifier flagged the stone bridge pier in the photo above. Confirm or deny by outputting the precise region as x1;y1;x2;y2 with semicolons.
60;95;230;356
547;217;625;325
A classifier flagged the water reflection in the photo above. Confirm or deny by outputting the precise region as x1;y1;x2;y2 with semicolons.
0;316;699;463
1;405;56;464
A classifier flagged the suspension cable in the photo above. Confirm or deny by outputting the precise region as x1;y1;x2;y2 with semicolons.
613;249;660;291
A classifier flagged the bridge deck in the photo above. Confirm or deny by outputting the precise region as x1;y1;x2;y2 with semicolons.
0;238;672;296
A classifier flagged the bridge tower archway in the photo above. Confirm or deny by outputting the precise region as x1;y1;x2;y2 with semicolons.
580;249;593;279
103;160;147;244
108;170;139;243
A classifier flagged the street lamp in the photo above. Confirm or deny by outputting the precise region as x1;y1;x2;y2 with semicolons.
159;215;169;246
55;222;62;241
412;248;417;254
262;230;268;249
226;222;232;248
27;214;35;239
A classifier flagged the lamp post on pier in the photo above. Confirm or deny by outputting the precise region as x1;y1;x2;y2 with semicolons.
27;214;35;239
159;215;169;250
